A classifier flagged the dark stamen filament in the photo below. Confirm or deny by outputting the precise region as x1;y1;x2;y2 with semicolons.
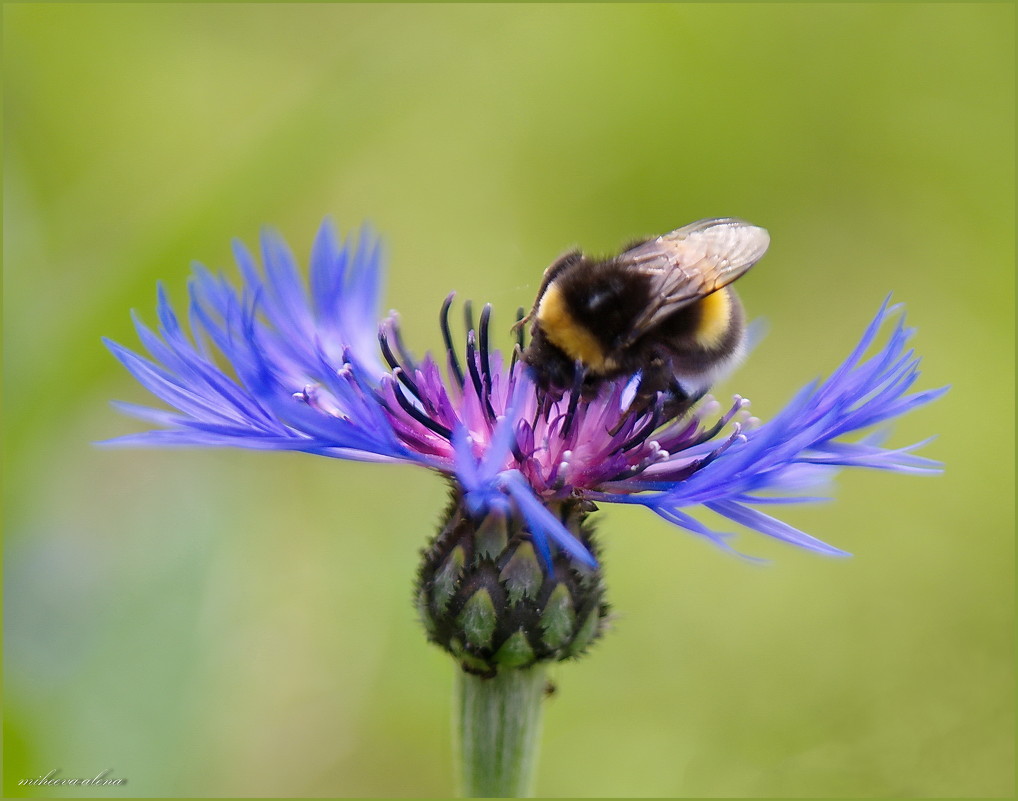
621;403;663;452
377;328;401;371
465;330;498;422
388;320;418;373
379;329;423;401
439;294;465;388
612;424;744;485
463;300;475;341
391;379;453;439
689;397;747;447
464;329;482;395
478;303;493;394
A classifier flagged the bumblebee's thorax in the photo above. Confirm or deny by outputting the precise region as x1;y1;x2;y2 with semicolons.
534;258;652;376
535;283;615;373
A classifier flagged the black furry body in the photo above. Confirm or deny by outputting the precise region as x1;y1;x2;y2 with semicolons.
523;251;746;417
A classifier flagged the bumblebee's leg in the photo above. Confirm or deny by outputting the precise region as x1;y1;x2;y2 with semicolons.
561;362;589;438
660;379;706;421
622;386;659;421
608;359;670;435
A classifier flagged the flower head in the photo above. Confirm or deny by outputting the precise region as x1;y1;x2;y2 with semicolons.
105;221;944;570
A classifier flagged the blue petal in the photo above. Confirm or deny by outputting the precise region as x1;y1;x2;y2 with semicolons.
106;222;411;462
500;471;597;568
706;500;851;557
599;300;943;557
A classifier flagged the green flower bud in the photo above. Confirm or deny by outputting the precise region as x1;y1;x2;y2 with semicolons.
416;489;609;676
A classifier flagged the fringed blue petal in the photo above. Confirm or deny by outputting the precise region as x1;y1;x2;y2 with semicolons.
706;500;850;557
105;220;411;463
608;300;944;557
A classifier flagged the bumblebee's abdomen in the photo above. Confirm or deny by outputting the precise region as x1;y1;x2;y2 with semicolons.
655;287;746;387
655;287;734;349
535;259;652;375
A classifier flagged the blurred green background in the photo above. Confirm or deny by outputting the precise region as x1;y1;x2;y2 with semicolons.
4;3;1013;798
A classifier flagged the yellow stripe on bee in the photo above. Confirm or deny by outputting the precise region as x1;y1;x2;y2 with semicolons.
536;284;611;373
695;289;732;349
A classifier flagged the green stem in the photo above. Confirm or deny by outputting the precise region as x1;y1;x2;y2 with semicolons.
455;666;547;798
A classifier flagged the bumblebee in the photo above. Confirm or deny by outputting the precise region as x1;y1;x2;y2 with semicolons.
521;217;770;417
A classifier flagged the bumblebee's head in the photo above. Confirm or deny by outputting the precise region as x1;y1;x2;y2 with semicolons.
522;325;579;393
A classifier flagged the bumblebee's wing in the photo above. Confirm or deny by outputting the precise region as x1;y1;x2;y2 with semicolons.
621;217;769;342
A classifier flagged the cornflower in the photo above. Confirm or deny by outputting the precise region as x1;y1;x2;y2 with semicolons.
104;221;943;797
